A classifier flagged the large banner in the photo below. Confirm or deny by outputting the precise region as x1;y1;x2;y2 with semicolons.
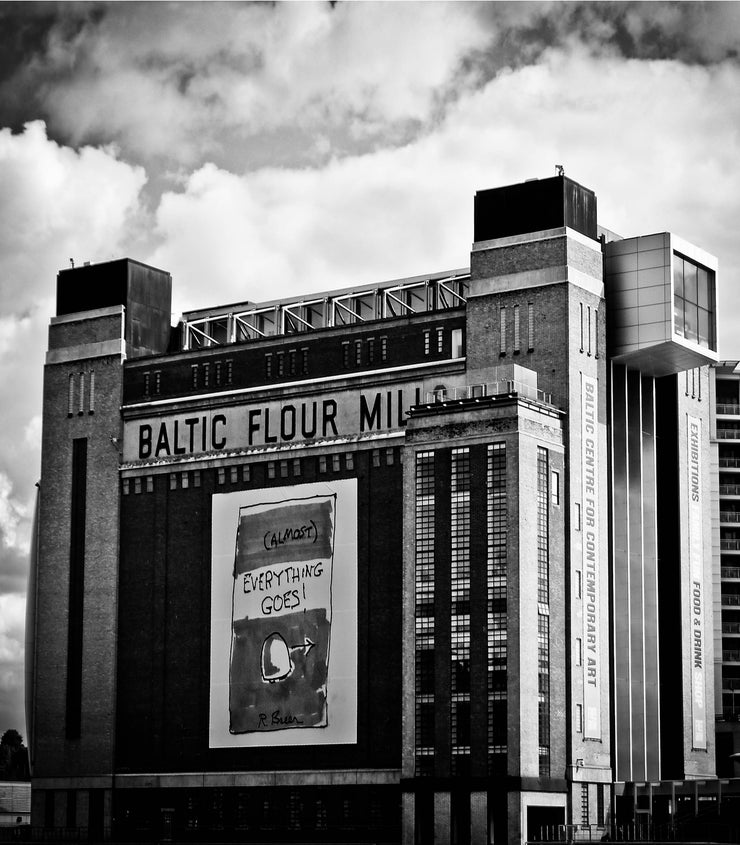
210;479;357;747
687;414;706;750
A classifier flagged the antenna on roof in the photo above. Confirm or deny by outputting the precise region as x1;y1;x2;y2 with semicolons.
556;165;565;176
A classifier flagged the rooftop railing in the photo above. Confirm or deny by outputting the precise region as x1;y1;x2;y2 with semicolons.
423;380;553;407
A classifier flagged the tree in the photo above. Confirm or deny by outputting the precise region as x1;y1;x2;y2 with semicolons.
0;729;30;781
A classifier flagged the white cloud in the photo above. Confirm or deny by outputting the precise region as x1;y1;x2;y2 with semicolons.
29;3;490;165
0;593;25;665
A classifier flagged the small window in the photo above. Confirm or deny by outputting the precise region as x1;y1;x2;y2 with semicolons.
181;472;189;489
193;470;201;488
367;338;375;363
169;474;177;491
451;328;463;359
88;371;95;413
122;479;130;495
267;462;276;479
292;459;301;477
386;448;394;466
319;456;328;474
513;305;520;353
332;454;341;472
345;453;354;470
203;364;210;387
215;362;222;386
527;303;534;351
143;372;150;396
355;340;362;366
134;477;142;495
276;352;285;377
576;570;582;599
226;360;233;385
217;468;226;485
437;327;444;353
575;502;582;531
576;638;583;666
576;703;583;734
342;342;350;368
191;365;199;389
289;350;296;376
424;330;431;355
265;353;273;379
499;307;506;355
146;475;153;493
380;336;388;362
372;449;381;468
242;465;251;483
280;460;289;478
230;467;238;484
300;348;309;375
551;471;560;505
68;373;75;416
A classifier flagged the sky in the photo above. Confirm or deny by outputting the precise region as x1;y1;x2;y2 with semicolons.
1;0;740;739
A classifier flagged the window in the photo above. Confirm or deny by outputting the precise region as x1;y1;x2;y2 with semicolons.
181;472;189;489
169;474;177;491
267;462;276;479
88;371;95;413
134;477;142;494
551;470;560;505
319;456;328;474
203;363;210;387
355;340;362;366
193;470;201;488
673;253;715;349
342;342;350;368
292;459;301;477
191;364;199;388
280;460;288;478
513;305;520;352
380;336;388;362
345;453;354;470
576;703;583;733
68;373;75;416
499;307;506;355
367;338;375;363
527;303;535;351
424;330;431;355
230;466;238;483
265;353;272;379
242;465;251;482
300;348;309;375
122;479;130;495
217;468;226;485
451;328;463;359
332;454;341;472
276;352;285;377
576;638;583;666
575;502;582;531
437;327;444;353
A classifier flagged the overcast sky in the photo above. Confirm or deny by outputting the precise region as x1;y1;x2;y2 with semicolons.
1;0;740;738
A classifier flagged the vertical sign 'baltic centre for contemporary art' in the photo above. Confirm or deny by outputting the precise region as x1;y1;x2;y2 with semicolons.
687;414;706;750
582;374;601;740
209;479;358;747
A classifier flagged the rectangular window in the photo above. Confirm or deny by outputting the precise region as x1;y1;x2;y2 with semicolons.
576;569;582;599
587;306;592;356
580;302;584;352
215;362;222;386
193;470;201;488
597;785;606;826
451;328;463;358
345;453;354;470
513;305;520;352
66;438;87;740
367;338;375;363
146;477;154;493
68;373;75;416
134;477;142;494
576;703;583;733
267;462;276;479
292;459;301;477
203;363;210;387
581;784;589;825
169;474;177;491
78;372;85;414
380;336;388;362
191;364;198;388
265;353;273;379
355;340;362;366
575;502;582;531
280;460;288;478
372;449;381;468
143;372;150;397
242;465;251;483
673;253;715;350
217;467;226;485
181;472;189;489
226;359;233;384
437;327;444;353
300;348;309;375
342;342;350;368
499;307;506;355
576;637;583;666
551;470;560;505
319;456;328;474
424;330;431;355
528;303;534;350
230;466;238;484
122;478;130;495
276;352;285;377
332;454;341;472
386;448;394;466
88;371;95;413
289;350;296;376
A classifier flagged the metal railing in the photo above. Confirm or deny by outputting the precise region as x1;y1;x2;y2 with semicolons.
717;429;740;439
721;485;740;495
181;274;469;350
723;594;740;606
723;567;740;579
723;649;740;662
718;403;740;415
721;512;740;523
424;380;553;406
722;539;740;551
720;457;740;468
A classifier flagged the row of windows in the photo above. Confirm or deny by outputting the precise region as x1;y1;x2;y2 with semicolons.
67;370;95;416
342;336;388;369
266;349;309;380
537;447;551;778
499;303;535;356
121;449;396;494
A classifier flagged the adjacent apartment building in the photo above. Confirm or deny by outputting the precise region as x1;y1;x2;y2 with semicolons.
27;175;719;844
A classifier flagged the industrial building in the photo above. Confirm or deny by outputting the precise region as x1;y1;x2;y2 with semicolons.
27;175;719;844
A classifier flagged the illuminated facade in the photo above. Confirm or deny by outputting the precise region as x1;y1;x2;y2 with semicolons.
27;176;719;845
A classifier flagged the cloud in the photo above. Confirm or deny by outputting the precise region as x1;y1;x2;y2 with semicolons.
0;2;490;168
0;592;26;735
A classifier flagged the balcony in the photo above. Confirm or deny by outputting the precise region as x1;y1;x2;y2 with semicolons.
723;650;740;662
717;403;740;415
723;623;740;634
720;484;740;495
722;567;740;580
717;428;740;440
720;511;740;523
722;594;740;607
721;539;740;551
719;457;740;468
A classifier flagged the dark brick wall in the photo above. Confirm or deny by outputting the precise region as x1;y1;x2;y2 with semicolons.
116;448;403;773
123;312;465;404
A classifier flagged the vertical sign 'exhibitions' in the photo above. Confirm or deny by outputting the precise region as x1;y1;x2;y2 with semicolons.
210;480;357;748
687;414;706;750
581;374;601;740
